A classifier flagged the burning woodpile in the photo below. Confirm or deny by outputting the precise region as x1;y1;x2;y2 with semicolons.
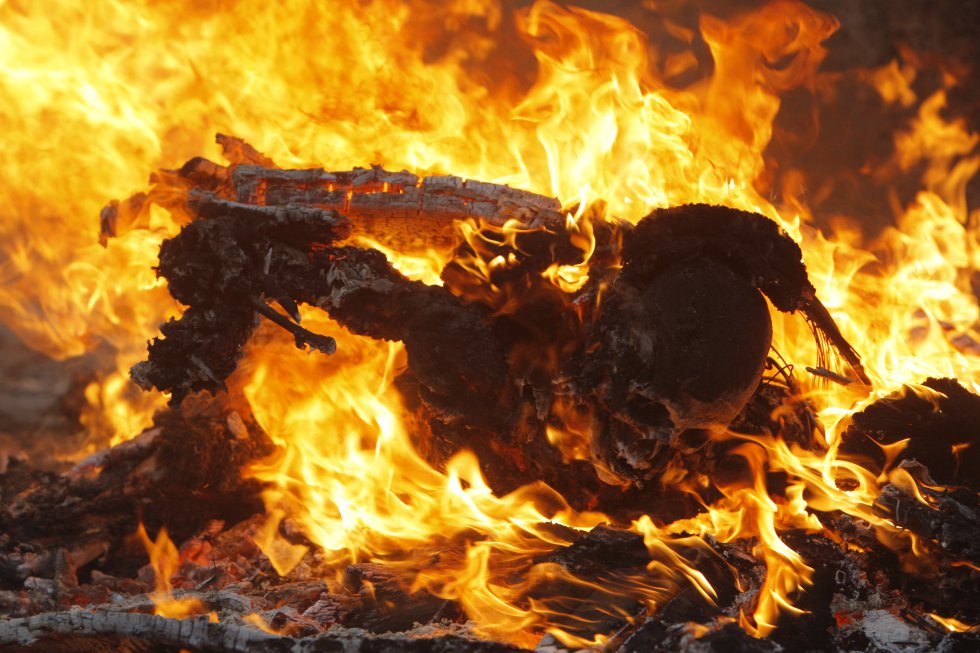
1;0;978;651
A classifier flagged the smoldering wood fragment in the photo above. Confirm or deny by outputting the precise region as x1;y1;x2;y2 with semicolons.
340;563;452;633
526;525;738;646
0;393;271;596
180;157;231;190
873;474;980;563
99;192;147;246
814;512;980;644
542;525;650;575
842;608;933;653
841;377;980;489
620;620;783;653
770;532;868;652
937;631;980;652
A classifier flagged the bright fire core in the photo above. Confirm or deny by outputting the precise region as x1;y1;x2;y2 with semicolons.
0;0;978;647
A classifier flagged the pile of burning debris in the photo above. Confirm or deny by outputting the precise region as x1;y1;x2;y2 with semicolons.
1;0;979;651
0;134;977;652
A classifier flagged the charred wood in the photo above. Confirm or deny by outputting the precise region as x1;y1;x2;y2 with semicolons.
527;525;739;648
620;620;782;653
841;377;980;489
873;471;980;564
100;134;567;253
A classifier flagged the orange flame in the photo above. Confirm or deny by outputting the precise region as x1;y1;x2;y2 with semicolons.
928;612;979;634
135;523;210;619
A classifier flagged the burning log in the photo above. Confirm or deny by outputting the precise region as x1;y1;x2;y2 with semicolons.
101;134;566;254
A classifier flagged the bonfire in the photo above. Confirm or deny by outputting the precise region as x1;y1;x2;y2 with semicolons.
0;1;977;651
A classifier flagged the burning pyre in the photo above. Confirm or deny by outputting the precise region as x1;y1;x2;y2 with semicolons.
0;1;978;651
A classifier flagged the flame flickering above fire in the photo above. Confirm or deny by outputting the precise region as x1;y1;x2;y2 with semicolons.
136;523;213;620
0;0;978;644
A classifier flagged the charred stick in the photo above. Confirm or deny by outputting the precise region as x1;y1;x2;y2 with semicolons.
248;296;335;355
804;365;855;385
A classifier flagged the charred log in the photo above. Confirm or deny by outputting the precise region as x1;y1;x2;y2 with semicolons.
101;134;567;254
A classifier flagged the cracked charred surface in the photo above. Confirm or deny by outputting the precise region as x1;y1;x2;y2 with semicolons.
131;192;854;503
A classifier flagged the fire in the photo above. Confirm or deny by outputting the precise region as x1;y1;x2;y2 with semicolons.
0;0;977;645
135;523;212;620
928;612;979;634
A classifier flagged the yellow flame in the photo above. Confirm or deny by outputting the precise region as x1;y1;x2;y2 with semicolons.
135;524;209;619
928;613;979;634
